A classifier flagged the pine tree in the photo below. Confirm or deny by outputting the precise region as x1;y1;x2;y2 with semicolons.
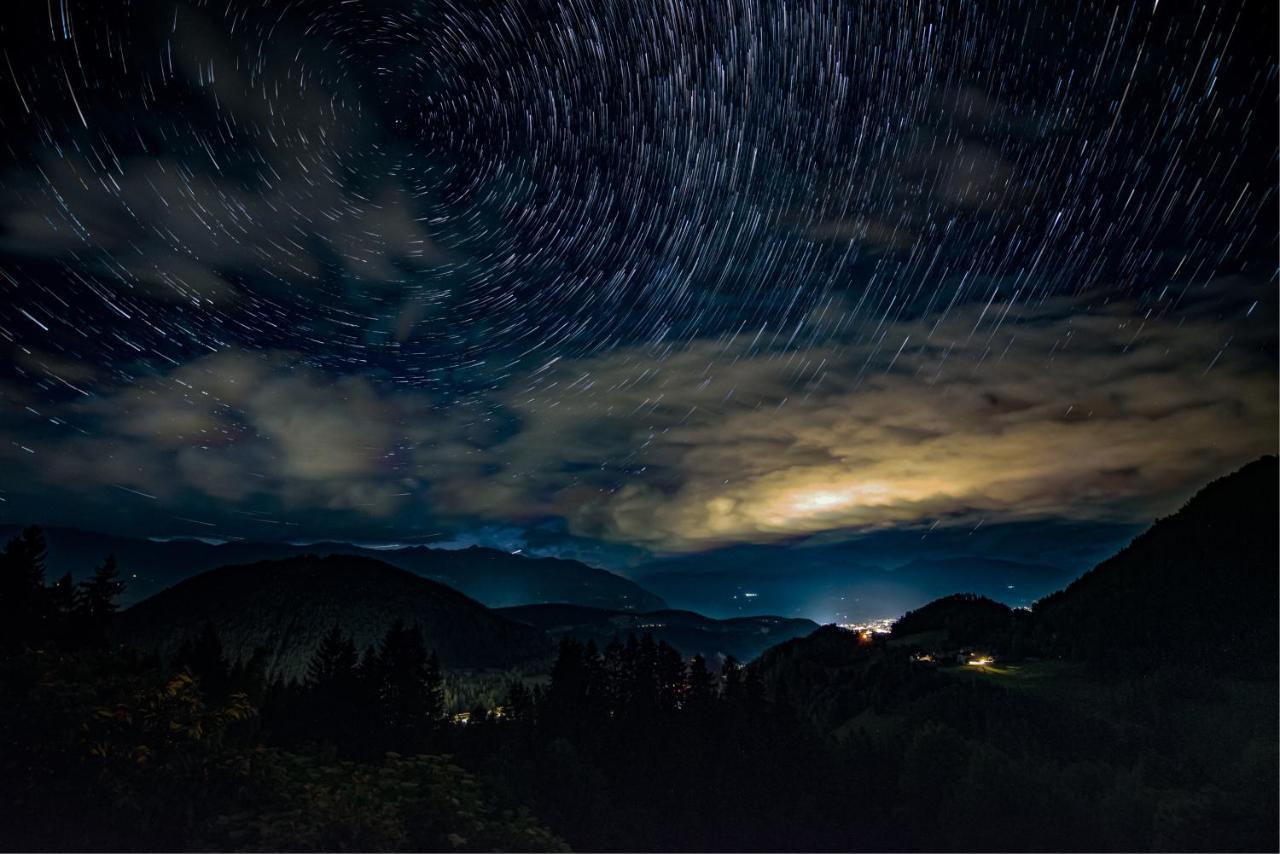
307;625;360;689
686;654;718;712
424;650;445;722
601;635;627;713
631;634;661;717
546;636;590;730
80;554;124;619
372;621;443;748
721;655;744;702
175;622;230;700
743;663;766;713
78;554;125;646
503;680;532;722
655;641;686;713
0;527;49;647
301;627;361;746
47;572;79;642
582;639;607;719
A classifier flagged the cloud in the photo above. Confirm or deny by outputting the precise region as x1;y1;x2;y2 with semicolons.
486;289;1277;550
23;350;444;519
0;3;445;313
0;285;1273;551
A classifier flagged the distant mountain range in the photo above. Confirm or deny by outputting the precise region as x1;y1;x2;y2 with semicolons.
636;552;1077;622
3;516;1139;624
15;457;1275;683
119;554;555;679
116;556;817;680
0;526;665;612
496;604;818;664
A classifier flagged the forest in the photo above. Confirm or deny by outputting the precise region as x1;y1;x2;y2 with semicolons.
2;504;1277;852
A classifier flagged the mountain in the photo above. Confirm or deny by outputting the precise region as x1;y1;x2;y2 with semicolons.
751;456;1280;730
496;603;818;664
890;592;1024;651
118;554;554;679
1034;455;1279;672
637;550;1073;622
380;545;664;610
0;526;665;611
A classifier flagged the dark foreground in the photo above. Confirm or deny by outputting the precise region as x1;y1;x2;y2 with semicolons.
2;460;1277;851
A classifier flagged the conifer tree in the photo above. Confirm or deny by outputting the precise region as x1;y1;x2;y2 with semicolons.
175;622;230;700
372;621;443;747
686;654;718;712
78;554;125;645
307;625;360;690
0;527;49;646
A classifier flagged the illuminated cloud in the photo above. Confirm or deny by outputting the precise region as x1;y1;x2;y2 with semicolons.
0;285;1272;552
495;292;1277;550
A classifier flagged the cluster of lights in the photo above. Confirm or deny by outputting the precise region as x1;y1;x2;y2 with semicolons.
836;618;895;635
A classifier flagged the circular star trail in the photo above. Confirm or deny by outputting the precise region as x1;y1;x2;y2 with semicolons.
0;0;1274;547
1;0;1273;383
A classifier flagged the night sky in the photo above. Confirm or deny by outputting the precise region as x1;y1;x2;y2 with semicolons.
0;1;1275;572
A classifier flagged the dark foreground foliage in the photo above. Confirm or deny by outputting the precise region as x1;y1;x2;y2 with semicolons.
3;452;1278;854
0;527;564;852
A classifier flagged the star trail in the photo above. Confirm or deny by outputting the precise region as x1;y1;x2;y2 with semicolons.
0;0;1274;555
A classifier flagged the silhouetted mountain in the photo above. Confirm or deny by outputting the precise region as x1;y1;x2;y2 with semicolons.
890;593;1021;650
496;603;818;664
0;526;665;611
1034;455;1279;673
384;545;664;611
118;554;554;678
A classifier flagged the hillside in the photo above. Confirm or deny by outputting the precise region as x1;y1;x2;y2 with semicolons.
497;603;817;663
118;554;553;679
0;526;665;611
889;593;1028;655
369;545;664;610
1034;455;1279;672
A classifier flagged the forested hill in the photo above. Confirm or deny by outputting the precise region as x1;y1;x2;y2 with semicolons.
1034;455;1279;672
118;554;554;678
0;526;665;611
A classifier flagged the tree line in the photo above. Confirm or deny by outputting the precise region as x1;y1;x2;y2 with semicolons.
0;527;564;851
0;527;124;651
2;526;1274;852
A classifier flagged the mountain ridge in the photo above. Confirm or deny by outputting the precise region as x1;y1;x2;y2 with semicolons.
0;525;665;612
118;553;555;679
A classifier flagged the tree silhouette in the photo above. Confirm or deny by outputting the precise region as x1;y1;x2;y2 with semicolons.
174;622;230;700
77;554;125;646
685;654;717;714
0;526;49;647
544;636;591;733
307;625;360;690
720;655;744;702
47;571;79;642
368;620;443;749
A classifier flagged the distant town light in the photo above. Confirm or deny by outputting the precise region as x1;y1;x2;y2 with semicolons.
836;618;894;635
